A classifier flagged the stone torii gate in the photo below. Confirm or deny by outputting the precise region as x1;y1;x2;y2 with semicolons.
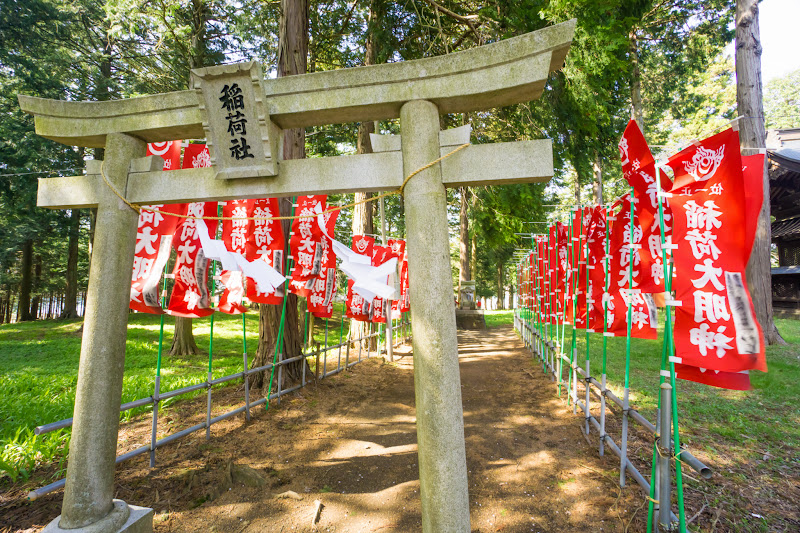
20;20;574;533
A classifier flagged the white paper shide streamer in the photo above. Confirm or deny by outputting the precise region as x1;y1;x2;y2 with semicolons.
315;207;398;302
196;219;286;296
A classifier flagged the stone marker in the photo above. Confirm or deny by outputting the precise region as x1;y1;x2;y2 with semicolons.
20;19;574;533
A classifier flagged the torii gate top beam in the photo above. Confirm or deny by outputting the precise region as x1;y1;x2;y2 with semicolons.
18;20;574;148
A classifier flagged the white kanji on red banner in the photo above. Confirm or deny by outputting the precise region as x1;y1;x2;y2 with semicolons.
167;202;218;317
667;128;765;378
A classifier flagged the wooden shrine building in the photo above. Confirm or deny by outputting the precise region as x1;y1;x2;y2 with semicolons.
767;128;800;316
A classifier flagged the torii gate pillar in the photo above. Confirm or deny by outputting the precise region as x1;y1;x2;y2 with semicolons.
52;133;154;532
401;100;470;531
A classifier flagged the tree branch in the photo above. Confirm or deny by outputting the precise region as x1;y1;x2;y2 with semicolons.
418;0;481;44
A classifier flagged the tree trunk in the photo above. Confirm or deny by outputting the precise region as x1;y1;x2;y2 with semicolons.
459;187;470;282
736;0;784;344
574;170;581;206
629;33;645;132
349;0;379;349
30;255;42;320
470;194;477;282
18;240;33;321
88;208;97;268
252;0;310;390
496;260;505;310
62;208;82;318
170;317;201;355
592;154;603;206
188;0;208;70
5;285;12;323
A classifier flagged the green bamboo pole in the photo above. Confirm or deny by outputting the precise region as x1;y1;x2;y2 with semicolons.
150;252;171;467
265;197;297;410
568;210;579;410
534;245;542;369
242;313;248;354
242;310;250;422
206;205;221;440
655;164;687;531
535;245;543;371
583;208;591;434
302;302;309;350
338;298;345;370
547;231;561;396
559;224;568;394
648;314;671;532
155;269;169;376
600;206;610;457
619;186;635;486
540;239;548;375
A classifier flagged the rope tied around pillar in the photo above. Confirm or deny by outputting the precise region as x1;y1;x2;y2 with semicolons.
98;143;470;222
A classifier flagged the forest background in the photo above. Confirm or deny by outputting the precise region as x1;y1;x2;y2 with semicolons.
1;0;799;322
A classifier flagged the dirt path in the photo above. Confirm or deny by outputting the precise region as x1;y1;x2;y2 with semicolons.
8;325;647;532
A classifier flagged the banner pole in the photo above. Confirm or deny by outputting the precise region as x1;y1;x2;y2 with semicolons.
584;208;591;434
242;311;250;422
150;253;171;468
206;205;221;441
600;206;610;457
569;207;581;413
266;197;297;410
620;186;635;487
655;165;686;531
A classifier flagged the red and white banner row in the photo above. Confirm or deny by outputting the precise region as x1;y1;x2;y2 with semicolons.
517;121;766;390
131;141;409;321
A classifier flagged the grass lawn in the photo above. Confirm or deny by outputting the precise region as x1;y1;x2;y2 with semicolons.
509;310;800;531
565;318;800;462
0;303;394;483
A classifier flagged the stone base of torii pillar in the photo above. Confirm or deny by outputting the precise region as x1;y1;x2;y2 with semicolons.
42;500;153;533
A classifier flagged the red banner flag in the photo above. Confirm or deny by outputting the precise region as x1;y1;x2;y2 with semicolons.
370;244;400;324
619;120;654;183
742;154;766;262
398;240;410;314
147;141;182;170
605;197;657;339
346;235;375;321
130;205;181;313
288;195;327;297
182;143;212;169
308;208;340;318
539;235;553;324
585;206;608;331
389;238;407;318
666;128;766;374
167;202;218;318
618;120;670;294
216;200;250;314
674;364;751;391
245;198;286;305
571;208;591;328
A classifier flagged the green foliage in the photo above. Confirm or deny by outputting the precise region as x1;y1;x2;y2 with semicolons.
650;55;737;154
764;69;800;130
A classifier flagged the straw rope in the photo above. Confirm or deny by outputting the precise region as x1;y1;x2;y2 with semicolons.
99;143;470;222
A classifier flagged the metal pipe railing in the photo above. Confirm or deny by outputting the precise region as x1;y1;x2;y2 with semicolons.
28;313;412;501
514;311;712;482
